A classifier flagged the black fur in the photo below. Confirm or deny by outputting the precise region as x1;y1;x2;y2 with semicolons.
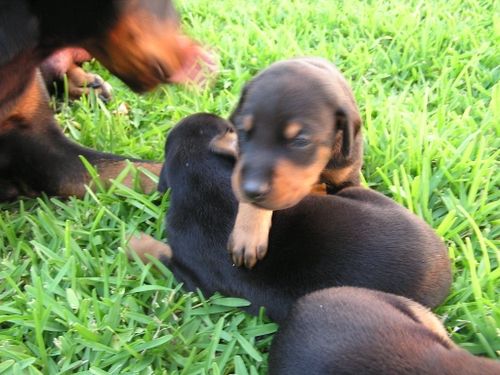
269;287;500;375
158;113;452;323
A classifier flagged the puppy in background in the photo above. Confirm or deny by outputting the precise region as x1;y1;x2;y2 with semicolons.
269;287;500;375
228;58;362;267
130;113;451;323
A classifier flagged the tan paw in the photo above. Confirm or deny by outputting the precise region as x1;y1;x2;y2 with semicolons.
227;203;273;268
127;232;172;264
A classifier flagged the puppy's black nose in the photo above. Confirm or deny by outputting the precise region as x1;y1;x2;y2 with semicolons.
242;179;270;201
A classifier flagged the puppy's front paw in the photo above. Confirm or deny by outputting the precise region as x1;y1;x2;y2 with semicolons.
227;203;273;268
228;231;268;268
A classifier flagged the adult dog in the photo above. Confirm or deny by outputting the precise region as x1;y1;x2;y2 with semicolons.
0;0;212;200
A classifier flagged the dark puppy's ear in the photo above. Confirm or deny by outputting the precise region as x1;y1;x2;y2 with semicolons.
157;162;169;192
229;82;252;125
209;127;238;159
335;105;361;159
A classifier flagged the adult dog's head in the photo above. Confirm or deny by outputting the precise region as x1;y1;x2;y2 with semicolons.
229;58;361;210
80;0;214;91
10;0;215;92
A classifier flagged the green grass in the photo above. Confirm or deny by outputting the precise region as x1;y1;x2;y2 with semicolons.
1;0;499;373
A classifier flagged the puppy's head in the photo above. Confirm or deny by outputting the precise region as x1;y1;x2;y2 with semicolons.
158;113;236;192
230;58;361;210
82;0;214;91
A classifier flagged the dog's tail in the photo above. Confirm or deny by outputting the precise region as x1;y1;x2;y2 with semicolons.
127;232;172;265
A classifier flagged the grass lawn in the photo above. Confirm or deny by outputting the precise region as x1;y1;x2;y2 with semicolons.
0;0;498;373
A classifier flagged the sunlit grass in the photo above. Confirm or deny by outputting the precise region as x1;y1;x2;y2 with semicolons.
0;0;498;373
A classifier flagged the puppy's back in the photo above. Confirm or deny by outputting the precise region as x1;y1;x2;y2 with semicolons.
264;187;451;309
269;287;500;375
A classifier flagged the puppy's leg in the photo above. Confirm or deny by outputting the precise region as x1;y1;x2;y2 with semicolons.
228;182;326;268
40;48;112;101
0;71;160;199
128;232;172;264
228;203;273;268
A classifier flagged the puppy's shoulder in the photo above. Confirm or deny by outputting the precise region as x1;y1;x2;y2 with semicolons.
334;186;397;208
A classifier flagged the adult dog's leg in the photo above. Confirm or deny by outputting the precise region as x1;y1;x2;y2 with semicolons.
40;48;112;101
0;71;160;200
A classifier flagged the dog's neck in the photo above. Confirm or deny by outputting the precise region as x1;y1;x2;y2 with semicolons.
167;156;237;234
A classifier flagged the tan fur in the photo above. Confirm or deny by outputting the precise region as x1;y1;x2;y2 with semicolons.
96;161;162;194
231;159;244;199
233;146;331;210
128;232;172;263
58;161;161;197
242;115;253;132
1;72;49;134
284;122;302;139
84;9;187;91
320;165;357;186
310;183;327;195
229;147;331;267
407;300;454;347
209;129;238;158
228;203;273;268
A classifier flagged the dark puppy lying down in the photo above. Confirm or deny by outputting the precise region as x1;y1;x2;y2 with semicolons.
269;287;500;375
130;113;451;323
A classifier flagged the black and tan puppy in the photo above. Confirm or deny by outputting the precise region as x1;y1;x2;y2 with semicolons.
228;58;362;267
0;0;212;200
130;113;451;323
269;287;500;375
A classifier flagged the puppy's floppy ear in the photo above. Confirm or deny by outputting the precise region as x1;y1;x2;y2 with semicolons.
335;105;361;159
209;127;238;159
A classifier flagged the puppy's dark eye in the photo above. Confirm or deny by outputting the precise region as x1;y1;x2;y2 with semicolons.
289;134;312;148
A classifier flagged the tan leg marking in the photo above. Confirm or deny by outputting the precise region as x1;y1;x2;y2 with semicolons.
128;232;172;263
228;203;273;268
407;300;455;347
96;161;162;194
59;161;162;198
